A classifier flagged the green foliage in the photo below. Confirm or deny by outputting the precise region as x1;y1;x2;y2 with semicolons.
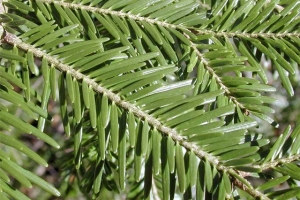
0;0;300;199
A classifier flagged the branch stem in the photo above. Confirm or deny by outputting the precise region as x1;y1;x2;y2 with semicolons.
256;154;300;171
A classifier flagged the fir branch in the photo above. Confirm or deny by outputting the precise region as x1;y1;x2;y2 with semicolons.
35;0;300;39
35;0;252;120
34;0;300;125
35;0;300;120
2;30;268;200
2;1;299;199
3;31;217;168
187;33;247;111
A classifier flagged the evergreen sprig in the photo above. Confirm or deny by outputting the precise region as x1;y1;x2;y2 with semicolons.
0;0;300;199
